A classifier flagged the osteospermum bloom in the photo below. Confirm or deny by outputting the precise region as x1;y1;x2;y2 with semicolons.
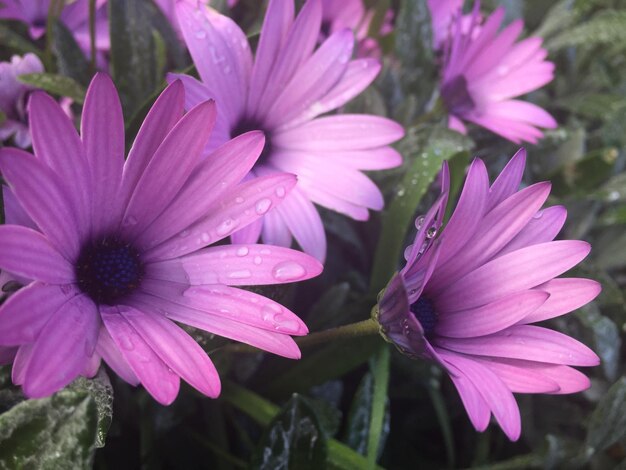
320;0;394;59
0;53;43;148
439;2;557;144
376;149;600;440
170;0;404;261
0;0;109;67
0;73;322;404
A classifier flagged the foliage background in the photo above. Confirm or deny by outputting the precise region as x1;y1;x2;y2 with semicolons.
0;0;625;468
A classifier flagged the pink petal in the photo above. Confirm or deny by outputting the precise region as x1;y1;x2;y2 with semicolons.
80;73;125;234
121;100;217;240
0;226;75;283
261;208;293;247
96;327;139;386
12;344;34;386
101;306;180;405
23;294;99;398
0;346;16;365
472;357;560;393
520;278;602;324
137;131;264;250
120;305;221;398
327;147;402;171
486;148;526;211
0;282;79;345
273;115;404;151
437;241;591;312
2;186;35;228
146;173;297;261
435;290;549;338
435;324;600;366
499;205;567;256
121;80;185;208
231;218;263;244
0;148;81;259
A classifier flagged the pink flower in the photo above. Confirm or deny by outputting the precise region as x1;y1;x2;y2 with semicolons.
0;73;322;404
0;0;109;67
376;149;600;440
320;0;393;59
427;0;465;50
170;0;404;262
0;53;44;148
439;3;557;143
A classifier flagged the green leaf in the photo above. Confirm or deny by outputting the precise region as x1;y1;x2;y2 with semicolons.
576;305;621;381
0;23;41;56
68;369;113;448
109;0;158;118
52;19;91;86
250;394;327;470
306;283;351;331
546;10;626;51
0;389;98;468
369;126;473;293
585;377;626;455
18;73;86;104
366;346;390;468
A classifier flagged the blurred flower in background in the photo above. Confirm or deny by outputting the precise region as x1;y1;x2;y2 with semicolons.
170;0;404;262
435;2;557;143
376;149;600;440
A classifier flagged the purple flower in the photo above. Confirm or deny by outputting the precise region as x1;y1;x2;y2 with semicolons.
427;0;465;51
320;0;393;59
439;2;557;144
0;53;44;148
170;0;404;262
376;149;600;440
0;73;322;404
0;0;109;67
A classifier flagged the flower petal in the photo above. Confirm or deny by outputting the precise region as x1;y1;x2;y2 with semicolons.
23;294;99;398
2;186;35;228
487;148;526;212
101;305;180;405
0;226;75;283
499;205;567;256
471;357;560;393
96;326;139;386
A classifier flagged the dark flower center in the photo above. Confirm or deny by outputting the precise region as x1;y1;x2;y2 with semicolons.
441;75;475;115
409;297;438;335
231;118;272;166
75;238;144;305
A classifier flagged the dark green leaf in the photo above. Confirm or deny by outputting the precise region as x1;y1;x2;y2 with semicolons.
251;394;327;470
0;23;41;56
69;369;113;448
585;377;626;455
52;20;91;86
546;10;626;51
0;389;98;468
18;72;86;104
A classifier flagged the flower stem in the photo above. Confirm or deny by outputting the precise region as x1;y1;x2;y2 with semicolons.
221;318;381;354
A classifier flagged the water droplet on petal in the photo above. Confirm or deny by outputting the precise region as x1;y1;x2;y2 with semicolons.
275;186;286;198
272;261;306;281
228;269;252;280
123;215;138;226
216;218;236;236
179;229;190;238
235;196;244;204
426;227;437;239
195;30;206;39
415;216;425;230
236;246;249;257
253;256;262;265
255;198;272;215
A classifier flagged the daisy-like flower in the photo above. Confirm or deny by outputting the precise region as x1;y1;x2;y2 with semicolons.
439;2;557;144
0;0;109;67
376;149;601;440
0;53;44;148
427;0;464;51
319;0;394;59
170;0;404;262
0;73;322;404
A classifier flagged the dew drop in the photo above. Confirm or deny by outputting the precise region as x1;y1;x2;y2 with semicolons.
426;227;437;239
253;256;262;265
216;218;235;236
235;196;245;204
123;215;138;226
415;216;425;230
275;186;286;198
271;261;306;281
255;198;272;214
195;29;206;39
228;269;252;280
201;232;211;243
236;246;249;257
179;229;190;238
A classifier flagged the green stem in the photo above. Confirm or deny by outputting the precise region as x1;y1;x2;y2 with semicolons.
88;0;97;74
222;319;381;354
367;345;390;469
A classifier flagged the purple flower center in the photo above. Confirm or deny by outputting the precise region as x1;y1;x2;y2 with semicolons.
441;75;475;115
231;118;272;166
409;297;438;335
75;238;144;305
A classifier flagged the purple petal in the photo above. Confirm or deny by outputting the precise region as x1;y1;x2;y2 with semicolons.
273;115;404;151
136;131;264;251
140;278;308;336
101;306;180;405
80;73;125;234
176;243;323;286
437;241;591;312
486;148;526;211
120;305;221;398
544;365;592;395
328;147;402;171
472;357;560;393
439;351;521;441
499;205;567;256
121;80;185;207
0;226;75;283
0;282;79;345
130;293;302;359
121;100;217;240
96;327;139;386
2;186;36;228
12;344;34;386
0;346;16;365
146;173;297;261
520;278;602;324
0;148;81;259
231;218;263;244
436;290;549;338
261;209;293;247
23;294;99;398
435;324;600;366
27;91;91;231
